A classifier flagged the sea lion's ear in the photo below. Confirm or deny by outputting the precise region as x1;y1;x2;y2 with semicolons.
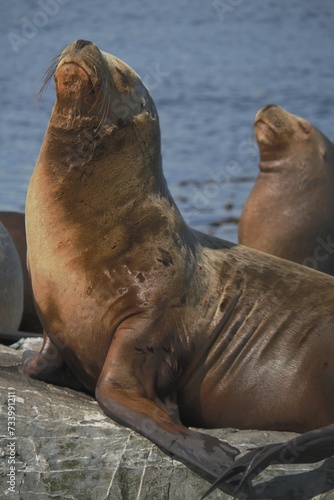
321;150;329;162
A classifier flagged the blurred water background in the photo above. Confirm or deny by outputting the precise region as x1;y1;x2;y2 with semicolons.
1;0;333;243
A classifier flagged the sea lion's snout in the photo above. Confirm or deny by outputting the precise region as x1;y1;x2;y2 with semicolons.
255;104;285;130
75;39;93;51
254;104;309;151
52;41;108;118
254;105;282;148
55;62;91;98
56;40;102;88
256;103;278;117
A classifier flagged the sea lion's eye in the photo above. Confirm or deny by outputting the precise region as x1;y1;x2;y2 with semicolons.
94;82;101;93
299;122;311;135
116;67;129;86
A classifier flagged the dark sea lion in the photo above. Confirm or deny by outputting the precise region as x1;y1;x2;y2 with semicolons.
23;41;334;494
0;221;23;331
239;104;334;274
0;211;42;334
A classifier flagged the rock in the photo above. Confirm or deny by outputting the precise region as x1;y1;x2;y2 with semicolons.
0;222;23;331
0;339;333;500
0;211;43;334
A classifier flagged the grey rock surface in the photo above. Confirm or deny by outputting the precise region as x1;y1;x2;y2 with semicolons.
0;339;333;500
0;222;23;331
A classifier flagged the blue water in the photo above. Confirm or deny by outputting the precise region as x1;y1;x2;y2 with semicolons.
1;0;334;242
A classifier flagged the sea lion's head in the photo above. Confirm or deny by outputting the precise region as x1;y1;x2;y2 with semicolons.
32;40;170;252
254;104;334;170
41;39;157;129
37;39;163;195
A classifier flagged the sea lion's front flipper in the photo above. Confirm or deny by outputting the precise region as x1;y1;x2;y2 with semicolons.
201;424;334;498
22;333;85;391
95;320;239;482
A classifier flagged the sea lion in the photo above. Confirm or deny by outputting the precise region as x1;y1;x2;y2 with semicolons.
0;212;42;334
0;221;23;331
23;40;334;494
239;104;334;274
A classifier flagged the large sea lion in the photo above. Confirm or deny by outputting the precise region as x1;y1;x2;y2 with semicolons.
0;211;42;334
239;104;334;274
23;40;334;494
0;221;23;331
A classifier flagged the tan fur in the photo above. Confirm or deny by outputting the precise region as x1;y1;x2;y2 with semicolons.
24;42;334;485
239;104;334;275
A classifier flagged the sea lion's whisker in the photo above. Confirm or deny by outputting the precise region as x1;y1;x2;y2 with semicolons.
95;93;110;137
36;51;63;103
94;75;112;136
93;62;99;81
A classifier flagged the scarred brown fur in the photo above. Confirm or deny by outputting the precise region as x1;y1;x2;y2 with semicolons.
23;42;334;494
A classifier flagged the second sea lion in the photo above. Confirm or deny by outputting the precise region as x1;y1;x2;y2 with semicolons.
239;104;334;274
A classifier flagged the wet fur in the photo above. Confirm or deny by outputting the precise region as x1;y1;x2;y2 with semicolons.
24;42;334;497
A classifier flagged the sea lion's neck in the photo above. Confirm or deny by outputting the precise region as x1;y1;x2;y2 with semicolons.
41;112;168;195
258;159;289;173
32;111;186;244
258;144;302;173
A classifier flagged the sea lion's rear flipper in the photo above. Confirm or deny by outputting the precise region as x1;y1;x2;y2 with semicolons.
201;424;334;499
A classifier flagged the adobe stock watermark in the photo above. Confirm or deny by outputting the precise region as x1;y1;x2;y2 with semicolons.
191;137;257;210
7;0;71;54
212;0;243;22
302;235;334;271
7;388;16;494
142;65;169;93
